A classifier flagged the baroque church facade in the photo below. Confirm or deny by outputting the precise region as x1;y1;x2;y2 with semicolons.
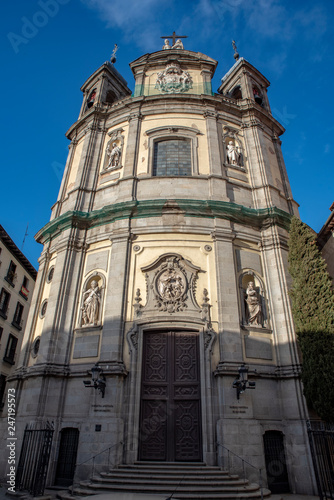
2;40;316;495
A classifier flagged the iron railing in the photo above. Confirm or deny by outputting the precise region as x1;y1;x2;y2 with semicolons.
307;420;334;500
217;442;264;500
70;441;123;495
16;421;54;496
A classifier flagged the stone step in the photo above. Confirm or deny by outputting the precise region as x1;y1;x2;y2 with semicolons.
58;463;271;500
101;471;239;481
95;475;248;487
121;462;223;470
71;483;271;500
80;479;262;493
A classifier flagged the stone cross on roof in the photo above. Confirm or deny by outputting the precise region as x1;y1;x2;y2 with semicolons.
160;31;187;46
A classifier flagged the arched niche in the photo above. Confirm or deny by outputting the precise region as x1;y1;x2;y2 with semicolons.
79;272;105;328
102;128;124;172
222;128;244;168
239;270;269;329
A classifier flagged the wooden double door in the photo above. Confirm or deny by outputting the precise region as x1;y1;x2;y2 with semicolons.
139;330;202;461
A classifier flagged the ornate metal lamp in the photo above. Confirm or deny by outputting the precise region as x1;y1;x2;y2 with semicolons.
232;364;256;399
83;363;106;398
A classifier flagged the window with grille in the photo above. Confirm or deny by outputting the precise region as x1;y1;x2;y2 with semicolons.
0;288;10;319
4;334;18;365
153;139;191;176
20;276;30;300
12;302;24;330
6;261;17;286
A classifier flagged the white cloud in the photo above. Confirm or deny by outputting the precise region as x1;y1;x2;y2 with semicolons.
81;0;174;51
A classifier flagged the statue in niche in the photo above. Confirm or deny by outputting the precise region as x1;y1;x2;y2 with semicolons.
106;142;122;168
245;281;262;326
81;280;101;326
172;39;184;49
227;140;241;166
162;39;171;50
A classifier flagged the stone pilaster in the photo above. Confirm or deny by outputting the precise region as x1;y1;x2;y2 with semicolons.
99;225;131;363
213;224;243;362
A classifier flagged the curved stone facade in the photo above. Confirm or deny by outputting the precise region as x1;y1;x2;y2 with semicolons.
1;48;316;495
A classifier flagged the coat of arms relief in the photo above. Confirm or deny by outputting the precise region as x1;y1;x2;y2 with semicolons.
155;63;193;94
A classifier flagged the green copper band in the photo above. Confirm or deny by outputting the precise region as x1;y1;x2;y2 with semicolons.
36;199;292;243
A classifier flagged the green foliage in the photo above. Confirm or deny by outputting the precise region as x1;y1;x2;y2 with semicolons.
288;217;334;334
298;331;334;422
288;216;334;421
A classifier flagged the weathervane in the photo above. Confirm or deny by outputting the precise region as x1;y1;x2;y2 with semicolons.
232;40;239;60
110;44;118;64
161;31;187;50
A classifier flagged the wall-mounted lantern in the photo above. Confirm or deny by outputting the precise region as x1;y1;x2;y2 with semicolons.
83;363;106;398
232;364;256;399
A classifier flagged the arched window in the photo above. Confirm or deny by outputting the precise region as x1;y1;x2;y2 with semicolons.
87;88;96;109
230;85;242;100
252;85;263;106
153;139;191;176
105;90;116;104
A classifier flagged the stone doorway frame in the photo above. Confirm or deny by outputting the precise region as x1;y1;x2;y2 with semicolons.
125;319;216;465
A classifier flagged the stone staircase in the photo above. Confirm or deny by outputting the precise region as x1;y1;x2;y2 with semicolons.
59;461;271;499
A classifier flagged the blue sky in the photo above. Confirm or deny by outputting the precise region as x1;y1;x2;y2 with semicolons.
2;0;334;268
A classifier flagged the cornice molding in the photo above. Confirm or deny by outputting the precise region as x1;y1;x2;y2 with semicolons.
35;200;292;244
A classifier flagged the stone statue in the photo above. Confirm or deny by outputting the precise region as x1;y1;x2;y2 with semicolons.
172;39;184;49
162;39;171;50
227;140;241;165
106;142;121;168
245;282;262;326
81;280;101;326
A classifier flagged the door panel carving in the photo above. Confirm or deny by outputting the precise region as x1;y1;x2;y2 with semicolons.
139;330;202;461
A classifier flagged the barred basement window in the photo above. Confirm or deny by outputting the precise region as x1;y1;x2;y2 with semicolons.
153;139;191;176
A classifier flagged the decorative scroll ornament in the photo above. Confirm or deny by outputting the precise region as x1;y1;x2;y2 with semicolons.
127;323;138;352
155;63;193;94
204;326;216;351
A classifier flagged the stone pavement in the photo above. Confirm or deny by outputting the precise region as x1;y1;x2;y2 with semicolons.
0;486;320;500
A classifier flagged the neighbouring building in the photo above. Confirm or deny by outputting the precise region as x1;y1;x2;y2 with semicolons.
0;39;318;497
0;225;37;409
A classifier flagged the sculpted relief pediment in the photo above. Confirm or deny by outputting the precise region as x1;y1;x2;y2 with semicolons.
136;253;202;316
